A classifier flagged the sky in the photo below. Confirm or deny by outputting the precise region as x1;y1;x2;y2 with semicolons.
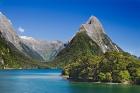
0;0;140;56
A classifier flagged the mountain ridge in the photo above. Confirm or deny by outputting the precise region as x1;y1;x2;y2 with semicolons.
0;12;64;62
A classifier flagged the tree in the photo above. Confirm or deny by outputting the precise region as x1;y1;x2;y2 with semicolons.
135;69;140;84
119;71;130;83
112;70;130;83
105;72;112;82
98;72;106;82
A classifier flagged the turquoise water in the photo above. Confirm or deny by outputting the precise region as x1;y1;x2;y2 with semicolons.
0;69;140;93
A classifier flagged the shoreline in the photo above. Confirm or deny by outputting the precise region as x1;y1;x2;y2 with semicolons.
62;75;131;85
0;69;135;85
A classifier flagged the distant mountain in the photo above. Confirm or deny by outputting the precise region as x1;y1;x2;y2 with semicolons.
52;16;122;67
0;12;64;62
20;36;64;61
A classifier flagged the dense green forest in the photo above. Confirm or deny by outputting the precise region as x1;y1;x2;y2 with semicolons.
62;51;140;84
0;33;48;69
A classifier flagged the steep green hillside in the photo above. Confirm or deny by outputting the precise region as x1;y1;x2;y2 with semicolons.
0;33;48;69
51;31;103;67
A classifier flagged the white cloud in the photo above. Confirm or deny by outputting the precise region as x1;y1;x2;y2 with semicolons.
18;27;25;33
20;36;35;41
8;19;12;25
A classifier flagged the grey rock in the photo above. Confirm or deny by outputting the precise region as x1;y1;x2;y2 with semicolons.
79;16;122;53
20;36;64;61
0;12;23;51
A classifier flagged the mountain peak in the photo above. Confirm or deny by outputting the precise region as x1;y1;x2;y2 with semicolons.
80;16;105;34
86;16;99;24
79;16;121;53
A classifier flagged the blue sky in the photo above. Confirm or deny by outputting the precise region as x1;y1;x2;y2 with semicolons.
0;0;140;56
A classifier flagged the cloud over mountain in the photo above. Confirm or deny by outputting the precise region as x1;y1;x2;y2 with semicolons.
18;27;25;33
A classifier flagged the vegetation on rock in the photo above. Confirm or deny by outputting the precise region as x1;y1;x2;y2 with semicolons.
0;32;48;69
51;31;103;67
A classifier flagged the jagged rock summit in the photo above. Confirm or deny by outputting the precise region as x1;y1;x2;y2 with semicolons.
80;16;121;53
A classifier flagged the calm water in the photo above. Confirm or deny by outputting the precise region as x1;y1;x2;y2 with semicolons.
0;69;140;93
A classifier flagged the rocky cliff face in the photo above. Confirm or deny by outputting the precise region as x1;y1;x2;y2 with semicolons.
0;12;22;51
20;36;64;61
80;16;122;53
